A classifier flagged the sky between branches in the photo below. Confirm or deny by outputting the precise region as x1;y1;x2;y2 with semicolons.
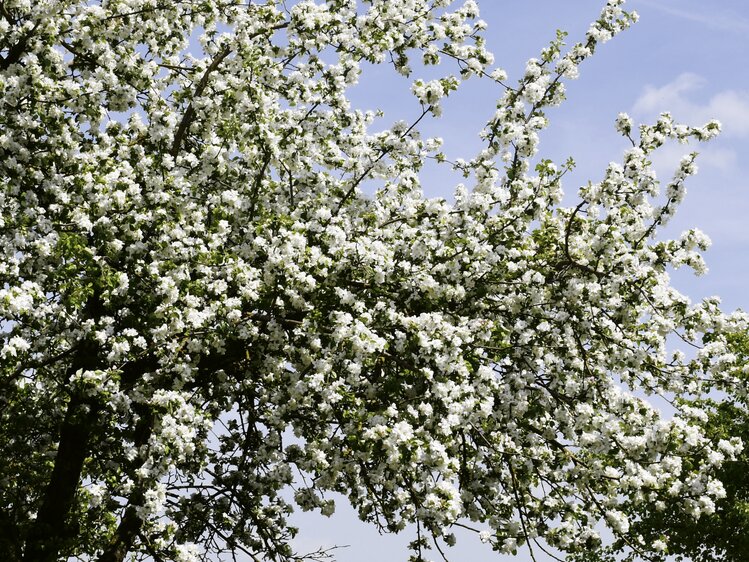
283;1;749;560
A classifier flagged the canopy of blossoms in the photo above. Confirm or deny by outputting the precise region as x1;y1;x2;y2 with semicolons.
0;1;744;561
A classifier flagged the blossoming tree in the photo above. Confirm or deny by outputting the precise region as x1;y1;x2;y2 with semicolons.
0;0;744;561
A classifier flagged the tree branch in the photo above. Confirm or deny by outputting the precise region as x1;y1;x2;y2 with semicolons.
0;25;35;70
21;341;101;562
169;44;233;157
169;21;289;157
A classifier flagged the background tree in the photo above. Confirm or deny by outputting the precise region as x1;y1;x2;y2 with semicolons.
0;1;744;561
572;330;749;562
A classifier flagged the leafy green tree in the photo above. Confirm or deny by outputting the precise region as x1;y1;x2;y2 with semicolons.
0;1;744;562
577;332;749;562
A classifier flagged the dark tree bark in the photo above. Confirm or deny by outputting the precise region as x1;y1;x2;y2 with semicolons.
97;502;145;562
21;392;98;562
97;408;154;562
22;298;103;562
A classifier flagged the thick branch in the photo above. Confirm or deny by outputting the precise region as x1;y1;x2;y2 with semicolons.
21;290;108;562
169;45;232;157
0;9;39;71
96;340;243;562
0;29;31;70
97;411;154;562
169;21;289;157
97;505;143;562
21;342;100;562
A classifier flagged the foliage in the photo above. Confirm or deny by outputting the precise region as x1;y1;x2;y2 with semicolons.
576;332;749;562
0;1;745;561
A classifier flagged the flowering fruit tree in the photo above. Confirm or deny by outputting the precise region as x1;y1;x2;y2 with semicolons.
0;1;745;561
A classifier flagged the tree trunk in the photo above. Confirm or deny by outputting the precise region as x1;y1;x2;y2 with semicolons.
21;394;97;562
22;330;101;562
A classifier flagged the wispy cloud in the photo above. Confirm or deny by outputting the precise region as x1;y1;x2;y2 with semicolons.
630;72;749;173
648;142;737;176
632;73;749;139
634;0;749;33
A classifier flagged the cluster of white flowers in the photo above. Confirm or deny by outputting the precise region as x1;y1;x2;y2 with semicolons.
1;1;745;561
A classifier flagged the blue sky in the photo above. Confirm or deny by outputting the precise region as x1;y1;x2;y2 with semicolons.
289;1;749;560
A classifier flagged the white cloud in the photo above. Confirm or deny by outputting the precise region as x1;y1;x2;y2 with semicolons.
632;73;749;139
648;141;737;176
